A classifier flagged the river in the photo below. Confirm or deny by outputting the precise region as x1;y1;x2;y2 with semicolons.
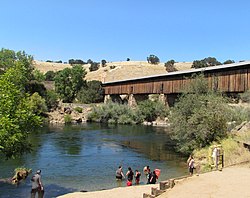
0;123;187;198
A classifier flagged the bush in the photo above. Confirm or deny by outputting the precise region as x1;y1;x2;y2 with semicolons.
240;90;250;103
137;100;168;122
227;106;250;126
45;90;59;110
76;80;104;104
45;71;55;81
87;103;143;124
165;60;177;72
74;107;83;113
169;75;229;154
64;114;72;124
28;92;48;115
32;69;45;82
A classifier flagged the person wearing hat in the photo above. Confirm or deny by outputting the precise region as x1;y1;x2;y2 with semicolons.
31;169;44;198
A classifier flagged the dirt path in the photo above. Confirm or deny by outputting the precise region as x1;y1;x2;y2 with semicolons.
158;166;250;198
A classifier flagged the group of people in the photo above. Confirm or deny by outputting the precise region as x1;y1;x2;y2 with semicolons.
115;165;159;186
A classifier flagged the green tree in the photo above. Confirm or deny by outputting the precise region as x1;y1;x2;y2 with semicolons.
45;90;59;110
147;55;160;64
192;57;221;69
28;92;47;116
76;80;104;103
137;100;168;122
89;62;100;71
223;60;235;64
165;59;177;72
54;65;86;102
0;67;41;159
0;48;33;76
45;70;56;81
32;69;45;82
101;59;107;67
169;74;229;154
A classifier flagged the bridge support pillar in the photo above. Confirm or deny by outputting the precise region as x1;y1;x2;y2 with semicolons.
104;95;111;103
158;94;168;107
128;94;137;107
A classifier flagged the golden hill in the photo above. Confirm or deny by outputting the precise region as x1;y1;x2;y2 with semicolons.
33;60;193;83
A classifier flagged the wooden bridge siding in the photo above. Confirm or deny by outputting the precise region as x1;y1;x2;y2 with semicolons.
103;66;250;95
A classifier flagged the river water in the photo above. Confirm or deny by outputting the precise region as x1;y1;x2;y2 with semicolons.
0;123;188;198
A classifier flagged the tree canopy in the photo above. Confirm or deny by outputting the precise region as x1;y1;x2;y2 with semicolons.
169;74;229;154
0;66;41;159
54;65;87;102
147;55;160;64
192;57;222;69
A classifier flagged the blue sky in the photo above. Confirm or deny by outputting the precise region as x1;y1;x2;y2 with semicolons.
1;0;250;63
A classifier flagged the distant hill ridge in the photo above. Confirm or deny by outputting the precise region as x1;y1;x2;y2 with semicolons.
33;60;193;83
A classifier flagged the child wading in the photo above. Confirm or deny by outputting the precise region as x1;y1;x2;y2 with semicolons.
135;170;141;185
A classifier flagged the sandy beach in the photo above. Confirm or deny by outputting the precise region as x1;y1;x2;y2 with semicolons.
57;165;250;198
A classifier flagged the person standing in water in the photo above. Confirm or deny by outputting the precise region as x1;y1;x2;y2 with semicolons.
31;169;44;198
134;170;141;185
116;166;125;187
126;167;134;186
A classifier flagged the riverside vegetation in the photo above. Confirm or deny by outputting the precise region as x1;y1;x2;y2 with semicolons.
1;48;250;176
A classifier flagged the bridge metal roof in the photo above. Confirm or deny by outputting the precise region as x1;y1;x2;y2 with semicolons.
103;60;250;85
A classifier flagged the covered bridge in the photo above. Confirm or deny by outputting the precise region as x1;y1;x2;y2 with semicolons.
102;61;250;106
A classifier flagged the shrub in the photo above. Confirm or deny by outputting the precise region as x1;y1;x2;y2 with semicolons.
240;90;250;103
64;114;72;124
28;92;47;115
32;69;45;82
137;100;168;122
74;107;83;113
45;90;59;110
169;75;229;154
76;80;104;104
45;71;56;81
87;103;143;124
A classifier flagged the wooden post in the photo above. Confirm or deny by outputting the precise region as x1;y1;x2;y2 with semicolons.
169;179;175;188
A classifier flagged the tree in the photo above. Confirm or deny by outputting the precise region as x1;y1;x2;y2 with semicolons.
87;59;93;64
89;62;100;72
76;80;104;103
45;70;56;81
54;65;86;102
0;48;34;80
223;60;235;64
192;57;221;69
32;69;45;82
147;55;160;64
0;66;41;159
68;59;86;65
169;74;229;154
101;59;107;67
28;92;47;116
165;60;177;72
45;90;59;110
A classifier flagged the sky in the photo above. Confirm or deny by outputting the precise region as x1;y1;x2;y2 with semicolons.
1;0;250;63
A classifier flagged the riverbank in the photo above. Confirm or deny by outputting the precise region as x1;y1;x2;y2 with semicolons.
57;163;250;198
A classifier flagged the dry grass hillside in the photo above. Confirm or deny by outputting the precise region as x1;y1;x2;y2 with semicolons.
33;60;193;83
